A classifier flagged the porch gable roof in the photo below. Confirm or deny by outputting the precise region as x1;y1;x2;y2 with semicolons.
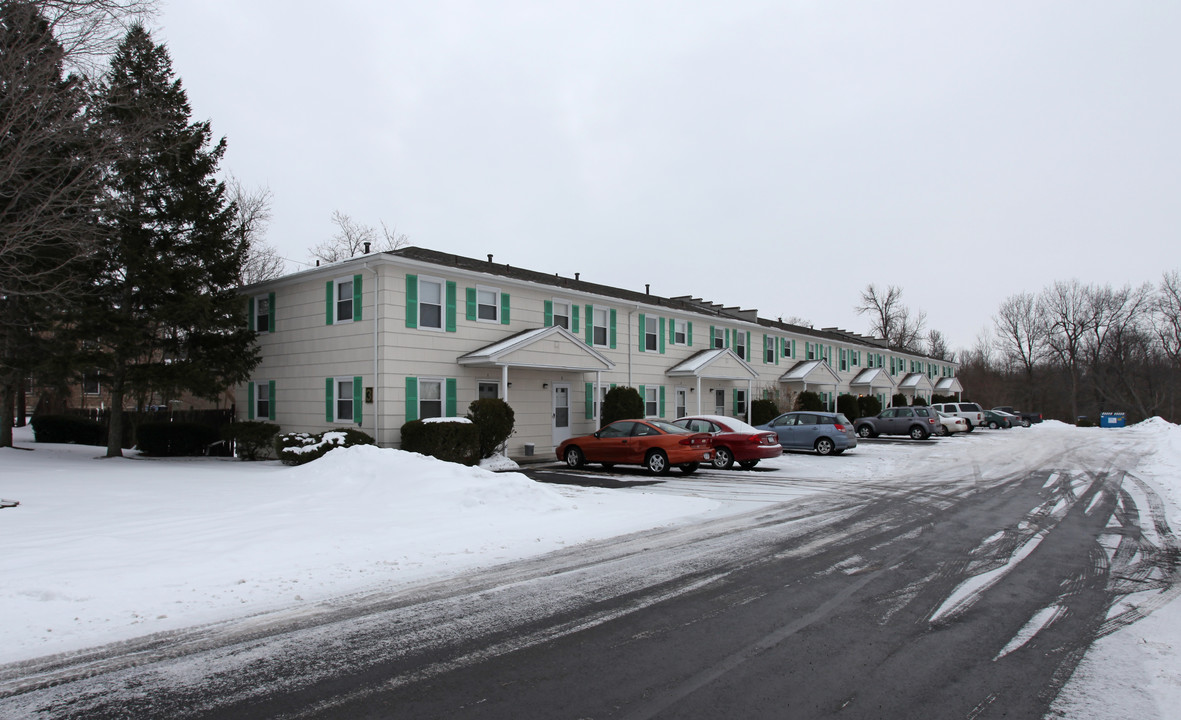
457;326;614;372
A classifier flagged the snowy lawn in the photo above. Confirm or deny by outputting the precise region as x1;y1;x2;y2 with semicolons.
2;419;1180;718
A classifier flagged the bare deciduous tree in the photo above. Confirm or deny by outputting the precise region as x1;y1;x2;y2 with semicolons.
993;292;1048;397
309;210;409;265
1157;270;1181;367
1040;279;1094;422
227;177;284;284
855;284;927;352
926;329;953;361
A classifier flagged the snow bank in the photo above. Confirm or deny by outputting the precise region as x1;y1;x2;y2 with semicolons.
0;432;715;663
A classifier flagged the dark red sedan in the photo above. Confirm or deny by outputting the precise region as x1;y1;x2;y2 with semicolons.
670;415;783;470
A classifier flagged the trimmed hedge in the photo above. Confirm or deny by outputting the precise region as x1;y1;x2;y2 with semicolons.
136;422;222;457
836;394;859;420
601;386;644;427
467;398;515;459
892;393;909;408
400;420;480;465
751;398;779;426
857;395;883;418
795;391;824;412
224;421;281;460
275;428;375;466
31;414;105;446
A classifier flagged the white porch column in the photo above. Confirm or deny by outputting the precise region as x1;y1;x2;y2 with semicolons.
696;376;702;414
501;365;509;403
594;371;602;428
746;378;753;423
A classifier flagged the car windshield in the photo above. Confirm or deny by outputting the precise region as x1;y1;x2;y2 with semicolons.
647;419;693;434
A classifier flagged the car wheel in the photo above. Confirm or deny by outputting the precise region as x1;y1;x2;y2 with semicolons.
645;450;670;475
909;425;929;440
989;421;999;430
712;446;735;470
1021;419;1031;428
964;421;974;433
857;425;875;438
679;463;699;475
815;437;835;456
564;446;584;469
738;460;759;470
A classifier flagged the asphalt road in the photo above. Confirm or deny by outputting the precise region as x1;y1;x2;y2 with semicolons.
2;437;1177;719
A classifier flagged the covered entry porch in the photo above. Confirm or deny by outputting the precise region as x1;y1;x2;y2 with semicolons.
665;348;759;423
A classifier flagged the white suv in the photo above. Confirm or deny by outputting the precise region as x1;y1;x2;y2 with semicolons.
931;402;986;432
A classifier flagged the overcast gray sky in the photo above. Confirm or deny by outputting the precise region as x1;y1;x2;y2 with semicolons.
155;1;1180;354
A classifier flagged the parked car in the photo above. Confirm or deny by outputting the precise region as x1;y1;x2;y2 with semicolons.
931;402;986;431
755;411;857;456
556;419;713;475
853;406;940;440
671;415;783;469
935;411;969;436
982;410;1013;429
992;406;1044;428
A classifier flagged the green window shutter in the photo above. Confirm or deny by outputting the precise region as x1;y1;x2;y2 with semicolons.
446;378;457;416
544;300;553;327
500;292;510;325
465;287;476;321
405;377;418;422
725;328;731;349
404;275;417;328
746;332;752;358
775;337;781;365
609;309;617;348
445;282;457;332
761;334;767;364
792;339;796;358
268;292;276;332
353;377;363;424
247;382;255;420
585;382;593;419
687;321;693;346
248;297;256;331
326;281;335;326
639;385;646;413
572;304;579;333
659;318;666;354
268;381;276;421
733;389;738;415
325;378;334;421
585;304;593;344
638;313;646;352
659;385;665;417
353;274;363;321
668;317;675;345
709;325;715;348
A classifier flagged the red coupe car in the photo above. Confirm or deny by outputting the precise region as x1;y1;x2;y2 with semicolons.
556;419;713;475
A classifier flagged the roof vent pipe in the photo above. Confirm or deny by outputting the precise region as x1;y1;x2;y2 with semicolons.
487;254;493;263
363;241;371;254
645;284;650;295
575;273;580;281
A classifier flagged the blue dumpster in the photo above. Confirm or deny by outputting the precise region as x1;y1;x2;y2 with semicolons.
1100;412;1126;428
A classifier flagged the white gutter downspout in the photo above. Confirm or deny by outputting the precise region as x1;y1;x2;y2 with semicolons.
363;263;380;445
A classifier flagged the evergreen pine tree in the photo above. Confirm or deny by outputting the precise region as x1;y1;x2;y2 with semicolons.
78;25;258;457
0;2;100;447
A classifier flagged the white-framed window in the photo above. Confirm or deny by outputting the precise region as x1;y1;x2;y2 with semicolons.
735;389;747;416
644;386;658;417
713;327;725;349
840;349;848;372
735;332;746;360
478;381;499;400
419;378;443;419
783;339;793;359
335;276;354;324
674;319;687;345
852;351;860;367
254;294;271;332
675;387;688;419
645;316;659;351
419;276;443;330
593;307;608;346
335;378;354;422
807;343;816;360
476;286;499;322
552;300;570;330
256;380;271;419
765;336;775;363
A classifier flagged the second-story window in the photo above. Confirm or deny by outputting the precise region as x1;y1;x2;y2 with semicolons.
735;332;746;360
553;300;570;329
713;327;724;349
419;278;442;329
645;316;658;351
336;278;353;323
477;287;499;321
593;307;608;346
674;319;687;345
765;336;775;363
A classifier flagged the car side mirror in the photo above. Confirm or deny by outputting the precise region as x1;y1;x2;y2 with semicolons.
593;431;601;438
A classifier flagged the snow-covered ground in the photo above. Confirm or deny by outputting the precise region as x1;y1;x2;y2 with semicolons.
2;420;1180;717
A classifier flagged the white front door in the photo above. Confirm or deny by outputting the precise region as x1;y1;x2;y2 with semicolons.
552;383;571;447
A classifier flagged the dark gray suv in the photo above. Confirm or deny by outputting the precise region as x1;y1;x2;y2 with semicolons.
853;406;941;440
